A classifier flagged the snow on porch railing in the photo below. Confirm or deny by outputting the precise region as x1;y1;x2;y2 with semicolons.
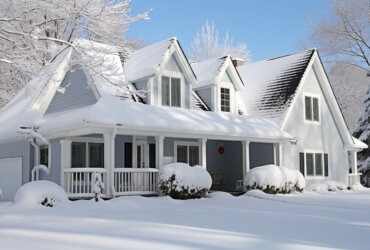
114;168;159;196
63;168;108;198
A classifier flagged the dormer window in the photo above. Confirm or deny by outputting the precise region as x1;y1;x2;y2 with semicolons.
162;76;181;107
220;87;230;112
304;95;319;122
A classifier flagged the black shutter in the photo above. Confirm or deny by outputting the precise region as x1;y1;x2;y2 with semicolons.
149;144;156;168
124;143;132;168
324;153;329;177
299;152;305;176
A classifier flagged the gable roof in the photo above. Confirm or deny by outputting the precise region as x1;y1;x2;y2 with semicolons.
191;55;244;90
124;37;196;83
237;49;315;125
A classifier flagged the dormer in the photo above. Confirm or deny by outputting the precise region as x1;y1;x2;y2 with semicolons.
124;38;197;109
191;56;244;114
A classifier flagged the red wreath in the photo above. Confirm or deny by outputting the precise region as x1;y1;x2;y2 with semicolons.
218;145;225;155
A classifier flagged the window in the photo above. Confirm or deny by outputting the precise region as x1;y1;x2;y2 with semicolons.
71;141;104;168
40;147;48;166
305;95;319;122
175;143;199;166
220;88;230;112
305;152;324;177
162;76;181;107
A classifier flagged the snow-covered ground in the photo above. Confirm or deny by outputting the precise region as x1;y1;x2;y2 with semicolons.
1;190;370;249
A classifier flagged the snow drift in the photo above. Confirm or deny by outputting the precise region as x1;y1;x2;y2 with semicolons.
14;180;68;207
159;163;212;199
244;165;305;194
306;181;347;192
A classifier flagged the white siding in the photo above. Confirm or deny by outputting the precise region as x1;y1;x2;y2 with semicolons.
282;65;349;185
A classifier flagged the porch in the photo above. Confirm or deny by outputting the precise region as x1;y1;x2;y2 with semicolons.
56;130;285;199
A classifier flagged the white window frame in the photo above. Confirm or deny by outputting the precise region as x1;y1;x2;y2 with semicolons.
160;70;184;108
174;141;200;165
303;150;325;179
220;87;231;112
69;137;104;168
303;92;321;124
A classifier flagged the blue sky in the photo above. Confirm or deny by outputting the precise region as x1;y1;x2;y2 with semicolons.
127;0;331;62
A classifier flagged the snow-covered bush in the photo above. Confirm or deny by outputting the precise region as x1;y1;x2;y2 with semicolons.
244;165;305;194
14;181;68;207
307;181;347;192
92;172;104;202
159;163;212;199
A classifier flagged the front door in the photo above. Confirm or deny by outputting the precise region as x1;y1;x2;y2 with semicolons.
136;143;145;168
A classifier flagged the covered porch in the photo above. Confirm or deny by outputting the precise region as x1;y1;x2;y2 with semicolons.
57;129;287;198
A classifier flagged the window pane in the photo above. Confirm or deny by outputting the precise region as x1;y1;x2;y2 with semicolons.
313;98;319;121
305;96;312;120
306;153;314;176
315;153;323;176
177;145;188;163
137;145;142;168
89;143;104;168
171;78;181;107
72;142;86;168
40;148;48;166
189;146;199;166
162;76;170;106
221;87;230;112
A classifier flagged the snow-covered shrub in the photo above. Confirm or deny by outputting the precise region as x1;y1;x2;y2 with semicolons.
244;165;305;194
159;163;212;199
14;181;68;207
307;181;347;192
92;172;104;202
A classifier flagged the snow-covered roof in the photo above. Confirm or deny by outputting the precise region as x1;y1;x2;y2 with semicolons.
36;95;293;141
351;137;368;149
192;91;210;111
238;49;315;125
191;57;228;88
191;56;244;90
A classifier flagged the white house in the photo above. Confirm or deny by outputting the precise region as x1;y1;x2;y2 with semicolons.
0;38;366;200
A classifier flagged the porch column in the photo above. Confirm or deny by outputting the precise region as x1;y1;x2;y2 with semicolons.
104;131;116;197
200;138;207;169
242;141;250;177
60;139;72;189
273;143;282;166
155;136;164;168
279;143;283;167
351;151;358;175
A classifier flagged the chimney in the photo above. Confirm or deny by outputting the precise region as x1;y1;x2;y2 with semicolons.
232;58;244;67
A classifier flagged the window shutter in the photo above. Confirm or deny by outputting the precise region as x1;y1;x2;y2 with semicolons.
313;98;319;121
171;78;181;107
299;152;305;176
124;143;132;168
149;144;156;168
324;153;329;177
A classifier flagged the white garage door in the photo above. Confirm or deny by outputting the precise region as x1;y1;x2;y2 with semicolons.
0;157;22;201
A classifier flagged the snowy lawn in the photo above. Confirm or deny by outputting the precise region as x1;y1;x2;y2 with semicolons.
1;190;370;249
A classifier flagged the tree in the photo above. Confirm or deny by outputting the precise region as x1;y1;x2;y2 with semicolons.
189;20;251;62
310;0;369;176
0;0;150;108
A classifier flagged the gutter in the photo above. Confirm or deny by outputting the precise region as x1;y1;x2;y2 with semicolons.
19;126;51;181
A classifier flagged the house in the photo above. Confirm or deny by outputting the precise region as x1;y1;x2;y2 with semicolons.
237;49;367;186
0;37;366;200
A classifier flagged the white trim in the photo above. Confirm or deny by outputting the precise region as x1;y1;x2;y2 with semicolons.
174;141;200;165
303;92;321;125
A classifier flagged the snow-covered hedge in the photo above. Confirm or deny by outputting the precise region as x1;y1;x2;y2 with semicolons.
244;165;305;194
306;181;347;192
159;163;212;199
14;181;68;207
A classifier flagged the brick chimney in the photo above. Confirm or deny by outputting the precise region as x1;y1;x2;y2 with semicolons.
232;58;244;67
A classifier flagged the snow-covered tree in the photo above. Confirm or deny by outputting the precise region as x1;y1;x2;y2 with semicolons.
310;0;369;174
0;0;150;108
189;20;251;62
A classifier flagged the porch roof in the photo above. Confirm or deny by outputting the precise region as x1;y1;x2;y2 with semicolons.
36;95;294;142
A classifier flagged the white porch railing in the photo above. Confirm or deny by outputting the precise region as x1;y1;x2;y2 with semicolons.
114;168;159;196
63;168;108;198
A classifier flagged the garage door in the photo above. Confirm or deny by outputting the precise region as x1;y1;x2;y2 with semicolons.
0;157;22;201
